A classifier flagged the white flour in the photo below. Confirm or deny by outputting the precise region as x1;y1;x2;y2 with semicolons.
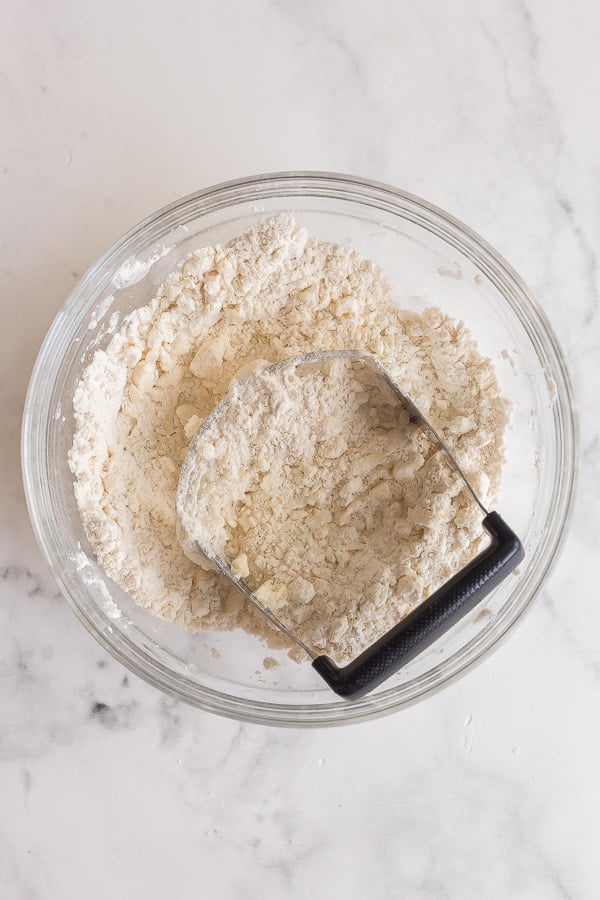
70;215;509;658
178;355;490;662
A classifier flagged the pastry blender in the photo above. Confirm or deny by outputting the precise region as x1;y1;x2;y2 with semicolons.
177;350;523;700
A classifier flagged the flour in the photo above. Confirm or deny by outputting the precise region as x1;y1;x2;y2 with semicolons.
69;215;509;659
178;355;489;662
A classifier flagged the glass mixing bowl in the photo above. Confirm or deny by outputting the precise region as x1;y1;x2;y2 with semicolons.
22;173;576;726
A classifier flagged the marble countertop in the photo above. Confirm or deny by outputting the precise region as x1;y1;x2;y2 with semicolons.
1;1;598;897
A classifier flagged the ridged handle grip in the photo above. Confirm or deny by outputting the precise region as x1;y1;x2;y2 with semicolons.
312;512;523;699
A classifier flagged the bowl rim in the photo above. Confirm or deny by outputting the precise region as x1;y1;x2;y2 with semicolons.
21;170;577;726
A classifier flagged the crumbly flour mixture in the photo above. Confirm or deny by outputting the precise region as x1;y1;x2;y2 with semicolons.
177;355;486;662
70;215;509;660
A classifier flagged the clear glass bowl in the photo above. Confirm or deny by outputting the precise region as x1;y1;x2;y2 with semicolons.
22;173;576;726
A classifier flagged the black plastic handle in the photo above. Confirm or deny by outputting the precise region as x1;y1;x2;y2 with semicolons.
312;512;523;699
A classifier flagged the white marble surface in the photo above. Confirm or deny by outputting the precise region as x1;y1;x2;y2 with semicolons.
1;1;598;897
